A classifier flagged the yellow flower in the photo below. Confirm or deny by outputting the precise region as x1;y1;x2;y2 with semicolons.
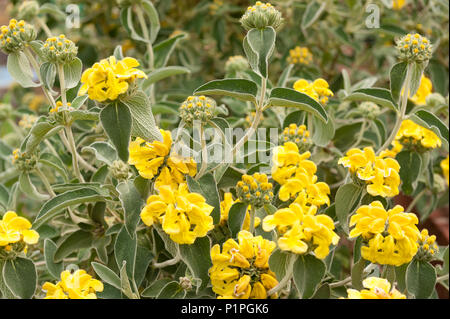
220;193;260;231
287;46;313;65
0;211;39;247
128;129;197;190
272;142;330;207
349;201;420;266
345;277;406;299
410;75;432;105
441;155;449;185
236;173;273;208
79;56;147;102
42;269;103;299
338;147;401;198
209;230;278;299
393;119;441;151
293;78;333;105
416;228;439;260
392;0;406;10
140;183;214;245
263;203;339;259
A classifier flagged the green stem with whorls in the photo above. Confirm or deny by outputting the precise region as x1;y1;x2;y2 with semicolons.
377;63;413;155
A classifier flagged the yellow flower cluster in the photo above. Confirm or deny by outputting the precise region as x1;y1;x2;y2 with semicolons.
42;269;104;299
18;114;38;129
128;129;197;190
272;142;330;206
396;119;441;150
140;183;214;244
441;155;449;185
236;173;274;208
345;277;406;299
79;56;147;102
209;230;278;299
338;147;401;198
263;202;339;259
410;75;432;105
415;228;439;261
0;211;39;248
293;78;333;105
179;95;216;125
49;101;72;113
280;123;312;153
220;193;260;231
287;46;313;65
349;201;420;266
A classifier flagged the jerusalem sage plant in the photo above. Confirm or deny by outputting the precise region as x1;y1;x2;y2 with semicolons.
0;0;448;300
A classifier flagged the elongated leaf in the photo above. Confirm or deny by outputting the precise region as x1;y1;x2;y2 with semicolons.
227;202;248;238
100;102;132;162
2;258;37;299
25;120;57;153
186;174;221;224
156;281;185;299
302;1;325;30
40;62;56;91
141;0;160;43
243;27;276;78
335;183;363;235
117;180;143;237
91;262;121;290
39;153;69;182
54;230;93;262
194;79;258;104
293;254;326;299
269;88;328;123
120;91;162;142
63;57;82;89
142;66;190;90
351;258;368;290
115;226;137;280
406;259;436;299
19;172;49;201
410;109;449;150
141;278;172;297
390;62;408;104
179;237;212;291
345;88;398;111
7;52;40;88
34;188;106;229
82;141;118;165
409;62;425;97
312;114;335;147
71;95;88;109
397;151;422;195
153;33;187;68
44;239;63;279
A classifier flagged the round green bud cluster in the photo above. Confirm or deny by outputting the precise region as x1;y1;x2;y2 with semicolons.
225;55;249;74
110;160;131;180
41;35;78;64
12;149;38;172
236;173;274;208
17;1;40;21
179;277;192;291
280;124;313;153
415;229;439;262
179;95;216;125
0;103;12;121
240;2;283;31
396;33;432;64
426;92;446;108
0;19;36;54
357;101;381;120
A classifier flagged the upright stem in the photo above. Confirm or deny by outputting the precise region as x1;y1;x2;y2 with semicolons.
57;64;68;107
34;17;52;37
196;124;208;179
249;205;257;234
377;64;413;155
232;78;267;157
406;189;427;213
65;126;84;183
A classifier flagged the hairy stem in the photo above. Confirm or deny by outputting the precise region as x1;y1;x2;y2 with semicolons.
196;124;208;179
35;167;56;197
267;254;297;296
64;127;84;183
249;205;257;235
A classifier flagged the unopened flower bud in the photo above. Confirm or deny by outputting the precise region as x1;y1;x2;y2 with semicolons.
179;277;192;290
0;19;36;54
41;35;78;64
110;160;131;180
358;101;381;120
396;33;432;65
179;95;216;126
225;55;249;75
